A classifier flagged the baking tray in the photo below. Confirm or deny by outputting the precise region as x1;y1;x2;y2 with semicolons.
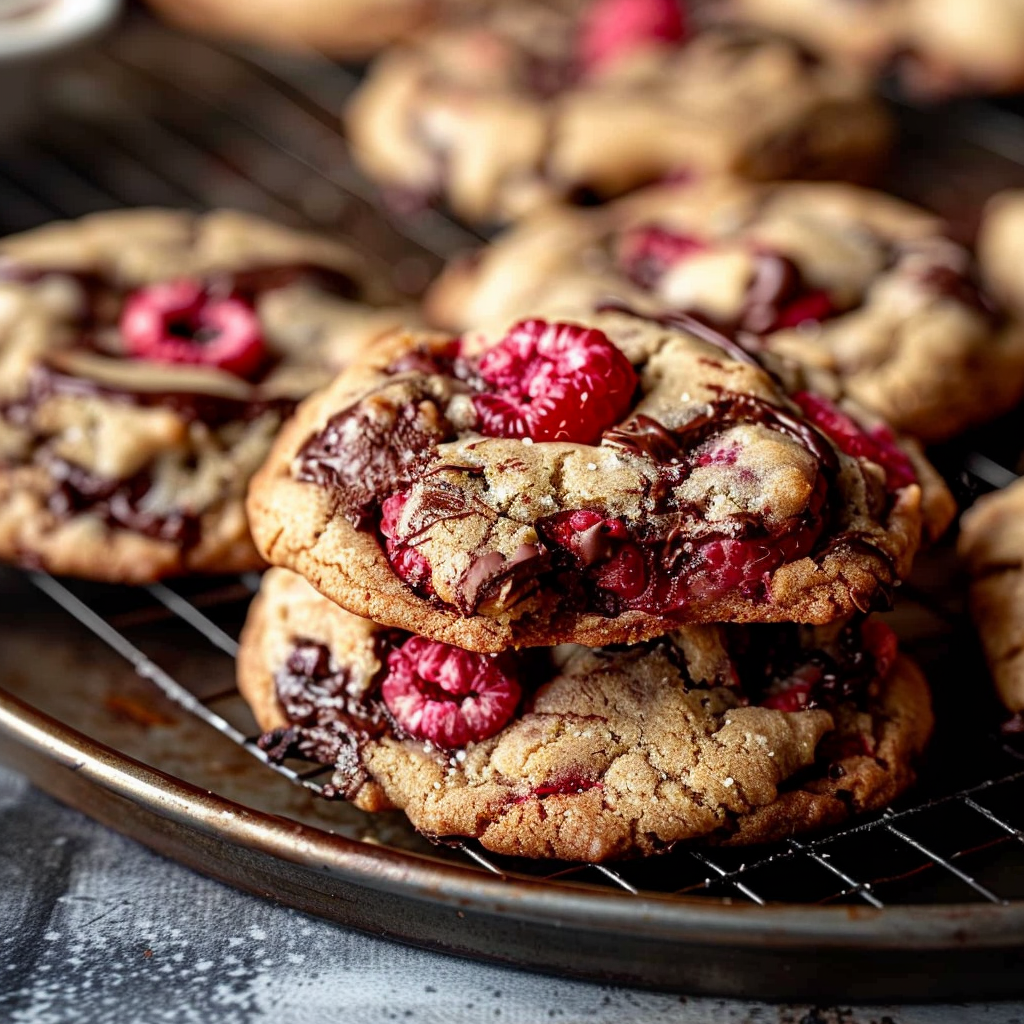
3;14;1024;1001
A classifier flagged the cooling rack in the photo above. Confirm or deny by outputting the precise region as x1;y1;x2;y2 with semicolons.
3;12;1024;1001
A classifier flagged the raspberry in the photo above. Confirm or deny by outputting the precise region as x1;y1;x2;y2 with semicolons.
793;392;916;491
861;619;897;680
579;0;687;73
120;279;266;378
473;319;637;444
380;491;434;596
618;225;707;290
760;664;822;712
696;538;779;600
382;636;521;748
772;289;834;330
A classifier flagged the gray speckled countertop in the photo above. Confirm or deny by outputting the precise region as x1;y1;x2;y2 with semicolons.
1;768;1022;1024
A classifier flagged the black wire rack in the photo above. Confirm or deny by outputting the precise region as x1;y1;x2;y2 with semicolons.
6;13;1024;914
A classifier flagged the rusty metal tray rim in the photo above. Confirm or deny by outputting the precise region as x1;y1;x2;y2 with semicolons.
4;684;1023;951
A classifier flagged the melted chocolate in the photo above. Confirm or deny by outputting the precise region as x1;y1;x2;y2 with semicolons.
294;387;454;527
595;300;766;371
0;259;361;328
742;253;801;333
456;542;549;615
916;262;1000;323
603;394;839;477
258;639;396;800
44;456;201;547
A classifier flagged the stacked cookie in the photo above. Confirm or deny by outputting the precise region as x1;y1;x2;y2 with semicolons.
240;307;947;860
0;210;412;581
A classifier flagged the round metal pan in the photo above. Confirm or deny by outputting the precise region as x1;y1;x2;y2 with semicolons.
3;686;1024;1002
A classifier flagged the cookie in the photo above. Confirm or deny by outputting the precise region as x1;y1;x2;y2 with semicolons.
238;567;933;860
0;208;412;583
977;190;1024;321
144;0;460;58
721;0;1024;97
959;478;1024;714
428;179;1024;444
345;0;891;225
247;307;936;653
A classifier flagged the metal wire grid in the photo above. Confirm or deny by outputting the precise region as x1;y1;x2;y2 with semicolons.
5;15;1024;909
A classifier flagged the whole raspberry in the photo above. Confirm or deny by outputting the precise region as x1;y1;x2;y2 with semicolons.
382;636;521;749
473;319;637;444
579;0;687;74
380;491;434;596
121;279;266;378
618;225;707;290
793;392;916;491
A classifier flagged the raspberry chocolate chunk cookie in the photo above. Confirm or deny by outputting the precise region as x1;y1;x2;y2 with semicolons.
346;0;890;225
0;208;410;583
959;479;1024;715
722;0;1024;98
428;180;1024;443
238;567;933;860
247;308;936;652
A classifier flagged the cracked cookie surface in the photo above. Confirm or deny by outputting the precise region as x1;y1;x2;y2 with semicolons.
346;0;890;224
238;567;933;860
247;308;937;652
428;180;1024;444
0;208;411;582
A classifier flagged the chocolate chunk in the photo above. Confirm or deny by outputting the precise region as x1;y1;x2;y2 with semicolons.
294;386;454;527
742;254;800;334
